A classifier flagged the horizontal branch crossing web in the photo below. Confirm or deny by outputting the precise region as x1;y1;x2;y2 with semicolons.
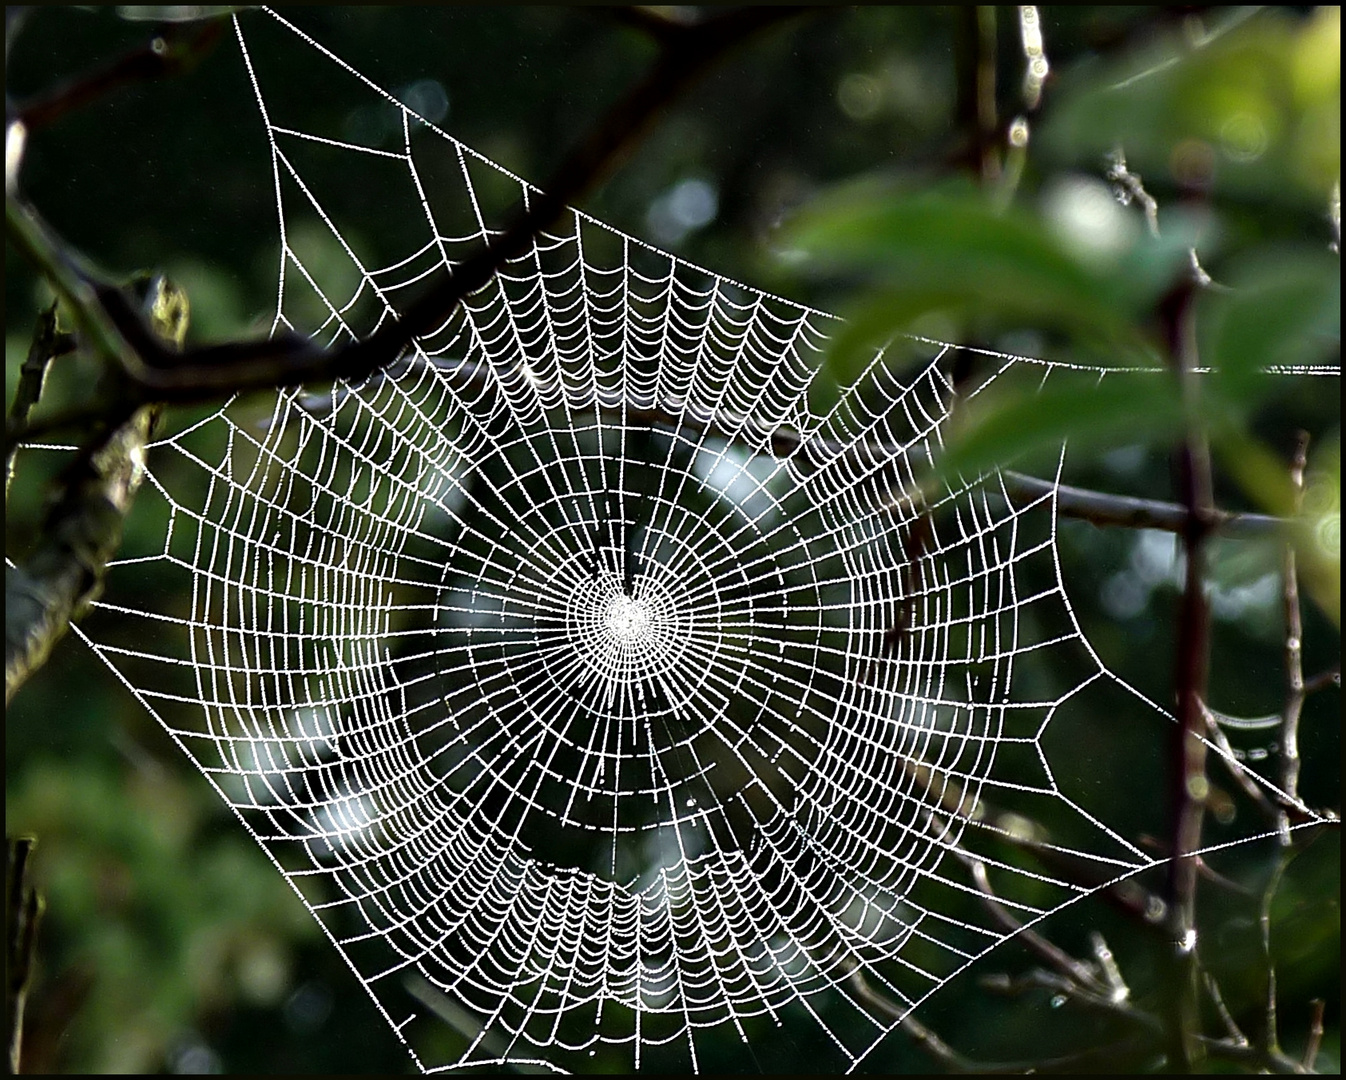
73;10;1329;1074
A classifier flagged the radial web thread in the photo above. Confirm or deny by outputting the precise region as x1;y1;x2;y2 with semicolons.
69;9;1335;1074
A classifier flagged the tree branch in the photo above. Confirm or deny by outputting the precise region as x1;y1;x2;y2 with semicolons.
5;301;74;499
1198;1036;1311;1075
994;5;1049;207
1201;967;1250;1047
4;197;150;406
5;277;188;705
1202;704;1283;823
964;859;1108;995
1258;853;1290;1061
980;968;1160;1033
849;963;1153;1074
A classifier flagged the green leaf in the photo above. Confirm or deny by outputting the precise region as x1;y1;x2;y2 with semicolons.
788;186;1160;385
924;373;1185;493
1202;247;1341;401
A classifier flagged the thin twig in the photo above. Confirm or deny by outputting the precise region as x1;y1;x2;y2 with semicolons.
1198;1035;1311;1075
1301;666;1339;696
980;968;1162;1033
899;753;1166;927
965;859;1105;994
1162;257;1213;1073
1137;831;1257;896
953;6;1001;183
1017;5;1048;112
4;199;149;411
1202;703;1282;822
848;971;976;1073
1277;432;1309;843
1106;150;1161;239
997;5;1049;207
6;838;43;1076
1259;854;1290;1059
1302;1000;1324;1071
15;19;228;132
1090;932;1131;1003
849;962;1154;1074
1201;967;1249;1046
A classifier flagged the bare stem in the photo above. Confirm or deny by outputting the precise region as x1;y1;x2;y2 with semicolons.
1198;1035;1312;1075
1202;704;1282;822
851;963;1153;1074
981;968;1161;1033
1302;1000;1324;1071
1202;968;1249;1046
1278;432;1309;842
1163;276;1213;1071
965;860;1104;993
1107;150;1161;239
997;5;1049;206
1002;470;1282;539
4;198;149;398
1017;6;1048;111
1258;855;1291;1058
9;8;807;416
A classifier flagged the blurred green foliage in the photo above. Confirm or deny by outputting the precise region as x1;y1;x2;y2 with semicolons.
5;5;1339;1075
786;6;1339;637
1043;7;1340;207
787;179;1191;372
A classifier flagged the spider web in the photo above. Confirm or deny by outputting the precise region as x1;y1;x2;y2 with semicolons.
69;9;1331;1074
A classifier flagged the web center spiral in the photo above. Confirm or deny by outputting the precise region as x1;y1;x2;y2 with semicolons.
568;570;686;687
604;594;650;641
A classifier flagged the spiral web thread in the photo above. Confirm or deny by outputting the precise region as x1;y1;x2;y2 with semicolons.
68;9;1332;1074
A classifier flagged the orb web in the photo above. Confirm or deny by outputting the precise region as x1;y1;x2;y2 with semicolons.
67;9;1333;1074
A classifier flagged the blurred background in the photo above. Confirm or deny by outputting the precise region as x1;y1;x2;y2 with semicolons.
5;6;1339;1073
